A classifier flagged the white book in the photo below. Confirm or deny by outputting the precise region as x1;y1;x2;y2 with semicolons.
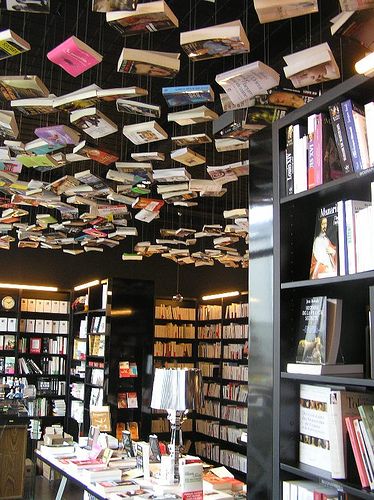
27;298;36;312
43;300;52;313
26;319;35;333
60;301;68;314
345;200;371;275
51;300;60;314
7;318;16;332
122;120;168;145
20;298;28;311
293;126;308;194
254;0;318;23
35;319;44;333
44;320;52;334
70;107;118;139
215;61;280;105
352;105;370;170
0;29;31;60
35;299;44;313
52;83;101;109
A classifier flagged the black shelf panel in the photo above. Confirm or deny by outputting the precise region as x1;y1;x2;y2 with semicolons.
280;462;374;499
155;319;196;324
221;337;248;342
19;333;69;338
154;337;196;341
85;383;104;389
153;356;194;360
280;167;374;205
281;372;373;387
87;309;106;314
19;353;67;358
221;398;248;406
281;270;374;290
222;358;248;364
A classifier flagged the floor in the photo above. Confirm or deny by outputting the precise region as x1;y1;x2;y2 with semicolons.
25;475;84;499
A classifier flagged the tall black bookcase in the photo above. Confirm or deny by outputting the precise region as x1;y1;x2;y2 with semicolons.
68;278;154;439
268;74;374;500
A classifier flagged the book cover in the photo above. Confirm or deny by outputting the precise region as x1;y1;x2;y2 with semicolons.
172;133;212;147
119;361;138;378
310;203;339;280
171;147;206;167
70;107;118;139
180;20;249;62
328;102;354;175
117;392;128;408
299;384;332;472
341;99;365;172
339;0;374;11
35;125;80;145
333;9;374;51
106;0;178;36
47;36;103;77
254;0;318;23
75;142;118;165
4;0;50;13
0;75;49;101
0;29;30;60
285;124;294;196
351;101;370;170
162;85;214;107
117;48;180;78
116;99;160;118
345;416;370;488
122;120;168;145
127;392;138;408
296;296;327;364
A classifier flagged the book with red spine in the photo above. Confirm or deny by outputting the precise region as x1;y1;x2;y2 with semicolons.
345;416;369;488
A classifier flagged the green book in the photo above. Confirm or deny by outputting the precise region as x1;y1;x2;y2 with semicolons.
358;405;374;450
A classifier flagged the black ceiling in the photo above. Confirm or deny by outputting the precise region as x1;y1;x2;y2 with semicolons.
0;0;365;236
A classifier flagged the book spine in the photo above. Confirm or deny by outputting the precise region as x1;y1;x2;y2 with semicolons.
285;124;294;196
328;390;346;479
344;200;357;275
307;114;317;189
359;419;374;483
293;125;308;194
337;200;348;276
365;102;374;168
313;113;324;187
328;103;354;175
345;416;369;488
354;418;374;489
341;99;363;172
352;102;370;169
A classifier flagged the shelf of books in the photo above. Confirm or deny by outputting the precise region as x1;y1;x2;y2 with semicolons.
0;287;70;426
195;295;248;478
152;298;197;444
273;74;374;499
69;278;154;440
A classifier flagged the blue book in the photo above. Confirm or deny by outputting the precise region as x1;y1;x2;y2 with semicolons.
341;99;363;172
162;85;214;107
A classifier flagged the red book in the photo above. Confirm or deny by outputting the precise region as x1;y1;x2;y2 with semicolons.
345;416;369;488
47;36;102;77
29;337;41;354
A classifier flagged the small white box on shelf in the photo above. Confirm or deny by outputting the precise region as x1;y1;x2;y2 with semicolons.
20;298;28;312
0;318;7;332
27;298;36;312
59;301;68;314
7;318;17;332
26;319;35;333
35;319;44;333
44;320;52;334
43;300;52;313
59;321;68;335
51;301;60;314
52;321;60;334
36;299;44;313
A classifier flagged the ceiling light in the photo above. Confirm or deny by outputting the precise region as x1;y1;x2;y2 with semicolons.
0;283;58;292
74;279;100;291
202;291;240;301
355;52;374;76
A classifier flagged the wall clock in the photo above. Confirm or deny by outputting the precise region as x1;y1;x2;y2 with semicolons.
1;296;16;310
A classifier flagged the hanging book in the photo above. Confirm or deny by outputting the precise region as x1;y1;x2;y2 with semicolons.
180;20;250;62
0;75;49;101
167;106;218;126
11;95;56;116
106;0;178;35
172;133;212;147
0;111;18;139
34;125;81;145
215;61;280;105
70;107;118;139
338;0;374;10
162;85;214;107
253;0;318;24
331;10;374;51
131;152;165;162
171;148;206;167
92;0;137;12
97;86;148;101
116;99;161;118
122;120;168;145
117;48;180;78
0;29;30;60
3;0;50;13
283;43;340;89
47;36;103;77
310;202;339;280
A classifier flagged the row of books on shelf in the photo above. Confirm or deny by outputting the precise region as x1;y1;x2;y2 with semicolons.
18;336;67;355
222;324;248;339
222;363;249;382
20;298;69;314
88;334;105;357
154;323;195;339
153;341;192;357
19;318;69;334
198;342;221;358
0;317;17;332
203;382;221;399
37;378;66;396
154;360;194;369
18;356;65;375
199;400;221;419
222;383;248;403
221;405;248;425
198;325;222;339
89;316;106;334
195;441;247;473
198;305;222;321
282;480;344;500
222;342;248;360
225;302;249;319
27;397;65;417
198;362;220;378
90;387;103;406
150;417;193;434
285;98;374;197
196;419;243;444
155;304;196;321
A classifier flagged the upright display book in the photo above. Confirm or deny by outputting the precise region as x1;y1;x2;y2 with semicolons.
162;85;214;107
70;107;118;139
283;42;340;88
180;20;250;62
116;99;160;118
215;61;280;105
253;0;318;23
117;48;180;78
0;29;30;60
47;36;103;77
122;121;168;145
106;0;178;36
0;75;49;101
310;202;339;280
92;0;137;12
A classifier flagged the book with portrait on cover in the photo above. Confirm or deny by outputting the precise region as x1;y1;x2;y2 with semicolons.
310;202;339;280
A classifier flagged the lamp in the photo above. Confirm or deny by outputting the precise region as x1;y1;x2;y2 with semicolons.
355;51;374;77
151;368;204;483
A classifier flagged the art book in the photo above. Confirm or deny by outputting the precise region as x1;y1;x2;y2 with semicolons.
70;107;118;139
34;125;81;145
310;202;339;279
117;48;180;78
0;75;49;101
119;361;138;378
180;20;249;62
162;85;214;107
106;0;178;36
0;29;30;60
116;99;160;118
92;0;137;12
283;43;340;88
47;36;103;77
